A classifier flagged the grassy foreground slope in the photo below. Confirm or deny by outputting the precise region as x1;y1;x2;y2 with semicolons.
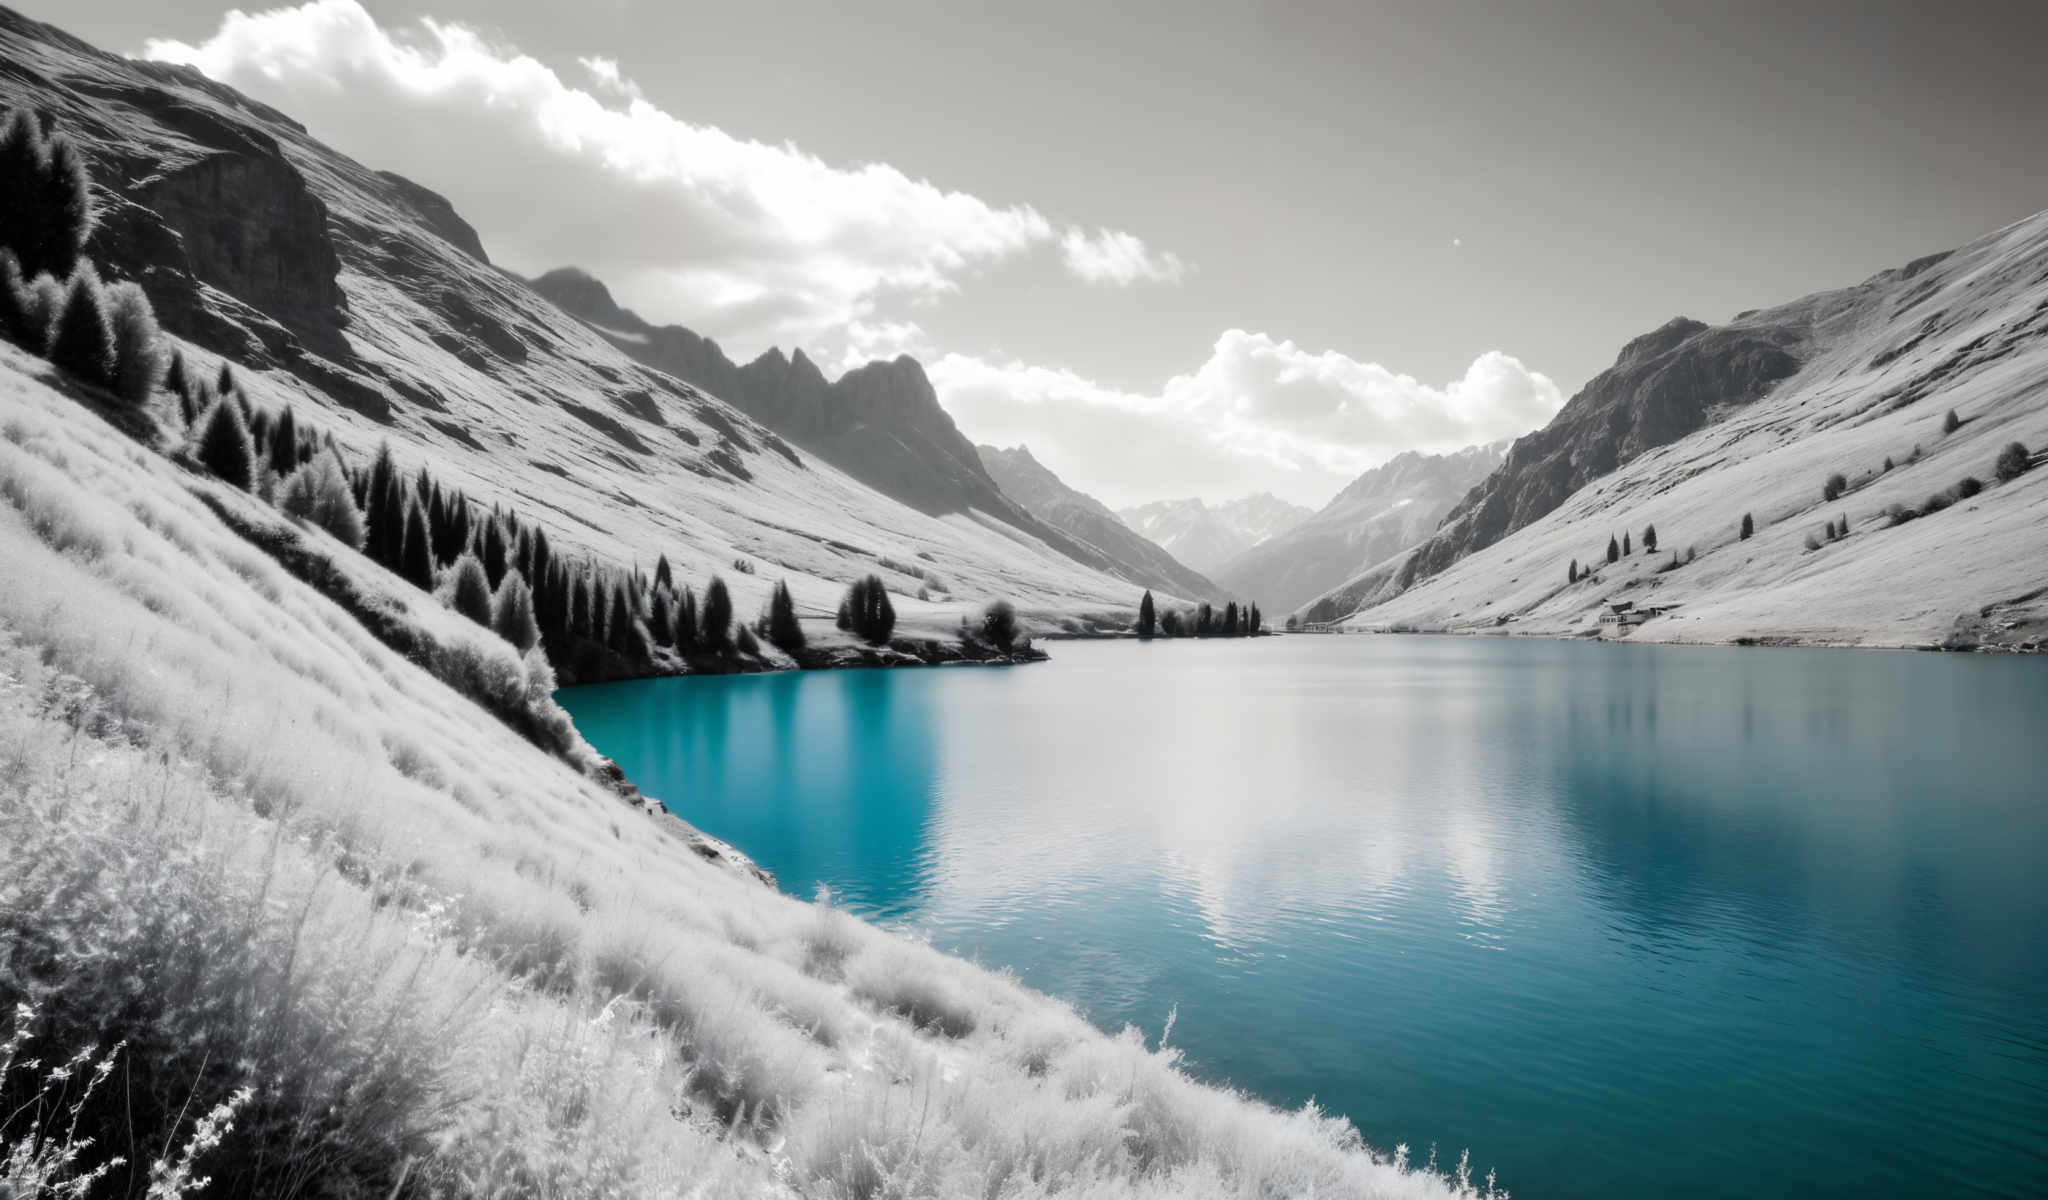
0;351;1481;1197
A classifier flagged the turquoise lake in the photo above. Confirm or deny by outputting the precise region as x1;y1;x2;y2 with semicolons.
558;636;2048;1198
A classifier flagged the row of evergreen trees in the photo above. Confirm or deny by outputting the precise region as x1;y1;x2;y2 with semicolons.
0;108;166;408
1133;590;1263;638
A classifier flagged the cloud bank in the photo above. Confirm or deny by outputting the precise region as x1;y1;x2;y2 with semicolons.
933;334;1562;508
144;0;1182;357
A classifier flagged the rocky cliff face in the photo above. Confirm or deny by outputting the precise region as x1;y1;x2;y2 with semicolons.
530;266;1051;525
1210;441;1507;616
1116;494;1313;574
978;445;1219;602
1383;317;1805;596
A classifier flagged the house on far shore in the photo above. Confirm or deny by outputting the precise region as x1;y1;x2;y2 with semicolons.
1599;600;1679;637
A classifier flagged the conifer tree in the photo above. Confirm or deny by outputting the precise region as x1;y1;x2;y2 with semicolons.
1622;531;1632;556
608;585;638;657
701;576;734;651
433;495;468;565
194;395;255;490
482;519;509;589
531;527;553;592
1249;603;1261;634
447;554;493;627
1224;600;1239;635
569;573;592;640
217;362;236;399
648;585;675;646
47;266;115;389
1136;590;1156;638
162;347;188;405
267;405;299;478
766;580;805;652
589;575;611;647
655;553;673;590
1739;512;1755;540
1642;524;1657;553
492;569;540;652
1568;559;1579;584
1606;534;1620;563
0;248;32;350
103;280;160;406
364;444;398;565
0;111;43;269
675;586;698;655
278;449;365;549
1942;409;1960;435
31;127;92;279
735;624;762;656
400;500;435;590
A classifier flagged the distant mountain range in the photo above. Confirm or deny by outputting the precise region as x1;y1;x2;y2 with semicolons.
977;445;1219;602
1207;442;1508;616
1116;494;1313;574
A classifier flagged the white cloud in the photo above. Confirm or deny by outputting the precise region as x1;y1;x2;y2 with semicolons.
143;1;1179;357
1059;227;1187;286
932;332;1561;508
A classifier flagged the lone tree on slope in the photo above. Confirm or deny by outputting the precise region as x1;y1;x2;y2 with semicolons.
194;395;256;490
1606;534;1620;564
765;580;805;653
1642;524;1658;554
1739;512;1755;540
1136;590;1156;638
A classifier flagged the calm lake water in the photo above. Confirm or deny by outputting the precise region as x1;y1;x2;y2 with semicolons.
558;636;2048;1198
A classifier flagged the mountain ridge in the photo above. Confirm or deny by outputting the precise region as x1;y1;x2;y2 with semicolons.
1116;493;1313;574
976;444;1220;602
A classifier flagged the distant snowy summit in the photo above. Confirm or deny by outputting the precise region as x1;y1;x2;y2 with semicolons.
977;444;1220;602
1116;493;1314;574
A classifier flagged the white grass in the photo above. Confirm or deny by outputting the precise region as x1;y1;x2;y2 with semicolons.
0;351;1489;1196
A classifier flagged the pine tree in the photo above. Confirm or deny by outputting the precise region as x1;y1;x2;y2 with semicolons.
0;111;43;271
1942;409;1961;435
194;396;255;490
47;265;115;389
607;585;638;657
675;586;698;655
700;576;733;651
1739;512;1755;540
217;362;236;399
590;575;611;648
655;553;673;590
365;444;399;565
1223;600;1239;636
1622;531;1632;556
0;248;32;350
569;573;592;640
1249;603;1261;634
1136;590;1156;638
267;405;299;478
531;526;553;592
447;554;493;627
1568;559;1579;584
278;449;365;549
433;495;469;565
103;280;160;406
492;569;540;652
400;500;435;590
1606;534;1620;563
1642;524;1657;553
162;348;188;405
765;580;805;652
30;127;92;279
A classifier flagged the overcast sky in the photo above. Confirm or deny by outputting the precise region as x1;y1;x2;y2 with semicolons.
26;0;2048;508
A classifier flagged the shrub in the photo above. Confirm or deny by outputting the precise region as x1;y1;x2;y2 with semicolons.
1803;531;1821;552
447;553;494;626
46;264;115;389
1822;472;1846;502
193;395;256;489
1954;475;1983;499
492;568;541;652
1942;408;1961;434
1882;455;1894;472
1567;559;1578;583
1921;490;1954;516
278;449;366;549
1995;441;2031;483
979;599;1021;655
765;580;804;652
103;278;161;405
1739;512;1754;540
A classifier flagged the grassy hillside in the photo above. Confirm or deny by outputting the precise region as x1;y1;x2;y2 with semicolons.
1314;209;2048;649
0;348;1484;1196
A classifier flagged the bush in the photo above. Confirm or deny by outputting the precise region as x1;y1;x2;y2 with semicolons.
193;395;256;490
278;449;366;549
1822;472;1846;502
1942;408;1961;434
45;264;115;390
1995;441;2031;483
446;553;494;626
104;278;161;405
1739;512;1754;540
1921;491;1954;516
1954;475;1983;499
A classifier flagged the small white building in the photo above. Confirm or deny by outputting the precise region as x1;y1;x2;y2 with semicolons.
1598;601;1678;636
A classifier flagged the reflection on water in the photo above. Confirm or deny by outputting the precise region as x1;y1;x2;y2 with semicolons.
559;637;2048;1199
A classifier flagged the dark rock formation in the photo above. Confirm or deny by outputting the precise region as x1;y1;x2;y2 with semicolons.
978;444;1220;602
376;169;488;263
1390;315;1805;592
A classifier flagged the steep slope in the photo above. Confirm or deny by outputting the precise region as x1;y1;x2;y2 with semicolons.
531;267;1048;528
977;444;1219;601
0;5;1140;639
1210;442;1507;616
1118;493;1313;573
0;343;1478;1198
1314;210;2048;647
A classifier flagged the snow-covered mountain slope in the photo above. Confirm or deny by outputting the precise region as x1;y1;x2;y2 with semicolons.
1209;442;1507;616
977;444;1219;602
1117;493;1313;573
1311;209;2048;648
0;6;1140;635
